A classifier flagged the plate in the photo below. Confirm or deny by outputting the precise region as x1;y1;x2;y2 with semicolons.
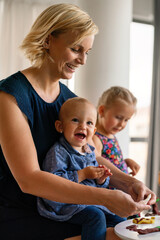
114;216;160;240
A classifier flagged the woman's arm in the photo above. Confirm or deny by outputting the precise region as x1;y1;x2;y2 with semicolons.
90;137;156;205
96;155;156;206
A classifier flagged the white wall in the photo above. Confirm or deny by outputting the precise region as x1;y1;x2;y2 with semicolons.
75;0;133;157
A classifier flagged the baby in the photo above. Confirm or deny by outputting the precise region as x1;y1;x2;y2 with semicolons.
37;97;126;240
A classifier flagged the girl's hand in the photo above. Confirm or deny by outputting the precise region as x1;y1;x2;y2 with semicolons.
125;158;140;176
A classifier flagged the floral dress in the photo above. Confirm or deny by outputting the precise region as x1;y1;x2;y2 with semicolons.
95;132;128;174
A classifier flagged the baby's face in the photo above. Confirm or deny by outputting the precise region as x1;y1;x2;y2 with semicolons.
61;102;97;151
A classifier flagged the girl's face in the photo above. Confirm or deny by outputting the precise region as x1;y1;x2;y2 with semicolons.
98;100;135;138
48;31;95;80
59;102;97;152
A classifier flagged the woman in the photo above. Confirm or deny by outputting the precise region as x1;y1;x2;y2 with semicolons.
0;3;155;240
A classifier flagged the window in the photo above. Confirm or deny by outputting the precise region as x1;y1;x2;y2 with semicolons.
129;22;154;184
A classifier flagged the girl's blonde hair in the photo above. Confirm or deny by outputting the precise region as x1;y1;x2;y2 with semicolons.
97;86;137;109
20;3;98;68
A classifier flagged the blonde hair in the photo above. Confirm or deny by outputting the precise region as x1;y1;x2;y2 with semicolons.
97;86;137;109
59;97;96;121
20;3;98;68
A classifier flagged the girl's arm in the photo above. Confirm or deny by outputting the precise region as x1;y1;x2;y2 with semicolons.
92;134;103;155
0;91;153;217
125;158;140;176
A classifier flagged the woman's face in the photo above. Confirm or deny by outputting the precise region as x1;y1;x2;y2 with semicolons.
48;31;95;80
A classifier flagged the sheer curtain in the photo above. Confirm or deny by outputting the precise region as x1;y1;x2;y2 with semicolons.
146;0;160;195
0;0;77;80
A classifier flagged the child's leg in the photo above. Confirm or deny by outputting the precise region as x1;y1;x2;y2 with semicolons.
105;212;126;239
68;206;107;240
105;212;126;228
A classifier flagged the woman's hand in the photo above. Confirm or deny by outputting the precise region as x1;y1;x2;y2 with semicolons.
102;189;151;218
96;156;156;205
127;180;156;205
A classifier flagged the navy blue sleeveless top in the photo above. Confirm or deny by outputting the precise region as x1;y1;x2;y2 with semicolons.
0;71;76;210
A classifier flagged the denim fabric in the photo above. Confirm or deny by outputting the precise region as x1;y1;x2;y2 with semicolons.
68;206;126;240
37;137;112;221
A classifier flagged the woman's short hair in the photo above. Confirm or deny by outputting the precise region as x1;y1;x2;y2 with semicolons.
20;3;98;68
97;86;137;109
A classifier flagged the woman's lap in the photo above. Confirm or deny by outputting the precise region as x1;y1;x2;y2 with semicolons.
0;206;81;240
0;205;125;240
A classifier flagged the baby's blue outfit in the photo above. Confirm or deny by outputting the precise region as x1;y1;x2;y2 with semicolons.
37;136;113;221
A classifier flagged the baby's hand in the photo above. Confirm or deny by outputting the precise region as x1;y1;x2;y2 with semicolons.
125;158;140;176
96;165;112;185
85;166;107;179
78;165;112;182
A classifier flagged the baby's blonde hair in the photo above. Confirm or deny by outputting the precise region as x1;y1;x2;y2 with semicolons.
20;3;98;68
59;97;96;121
97;86;137;109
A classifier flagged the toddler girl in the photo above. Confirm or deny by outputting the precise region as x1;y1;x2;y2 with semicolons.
93;86;140;177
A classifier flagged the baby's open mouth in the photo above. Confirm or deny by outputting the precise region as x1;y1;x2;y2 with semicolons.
75;133;86;139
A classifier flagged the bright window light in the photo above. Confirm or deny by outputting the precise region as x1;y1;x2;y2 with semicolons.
129;22;154;183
